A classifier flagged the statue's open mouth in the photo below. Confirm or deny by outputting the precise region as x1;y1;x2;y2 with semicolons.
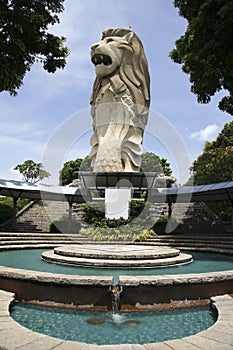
92;54;112;66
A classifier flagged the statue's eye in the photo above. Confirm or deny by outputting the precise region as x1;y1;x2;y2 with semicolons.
106;38;114;43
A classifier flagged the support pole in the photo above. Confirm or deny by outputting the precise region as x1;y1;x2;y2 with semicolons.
231;206;233;235
68;201;73;233
12;197;18;231
168;202;172;218
224;189;233;234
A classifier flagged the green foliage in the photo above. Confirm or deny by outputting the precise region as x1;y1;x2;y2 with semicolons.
14;160;50;183
129;200;146;218
80;200;155;241
59;158;82;185
81;202;105;225
152;215;168;234
207;201;231;221
17;198;31;212
0;197;30;224
134;229;156;242
60;153;172;186
0;197;13;224
154;215;169;225
50;216;81;233
191;121;233;184
141;152;172;175
81;200;149;227
191;121;233;220
171;0;233;115
192;146;233;184
80;217;155;241
59;156;93;185
0;0;69;95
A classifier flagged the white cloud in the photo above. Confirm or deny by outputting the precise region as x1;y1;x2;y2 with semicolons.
0;120;35;136
190;124;220;142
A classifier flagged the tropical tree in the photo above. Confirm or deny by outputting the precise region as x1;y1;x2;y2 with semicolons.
59;156;93;185
190;121;233;220
59;158;82;186
170;0;233;115
59;153;171;185
14;160;50;183
0;0;69;95
191;121;233;184
141;152;172;175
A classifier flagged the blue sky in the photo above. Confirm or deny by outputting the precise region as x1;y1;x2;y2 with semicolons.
0;0;230;184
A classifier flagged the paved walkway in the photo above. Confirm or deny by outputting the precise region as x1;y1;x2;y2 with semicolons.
0;290;232;349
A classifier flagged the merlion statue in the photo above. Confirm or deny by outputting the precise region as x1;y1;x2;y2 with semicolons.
89;28;150;172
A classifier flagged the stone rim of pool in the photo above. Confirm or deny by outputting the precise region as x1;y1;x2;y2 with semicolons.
0;245;232;309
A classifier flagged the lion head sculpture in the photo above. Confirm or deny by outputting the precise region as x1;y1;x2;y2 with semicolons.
91;28;150;114
89;28;150;172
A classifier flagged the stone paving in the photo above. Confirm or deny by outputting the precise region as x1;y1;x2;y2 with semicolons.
41;244;193;268
0;290;232;349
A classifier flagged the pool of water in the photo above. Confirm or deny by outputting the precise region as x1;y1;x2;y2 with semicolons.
0;249;233;283
11;302;216;345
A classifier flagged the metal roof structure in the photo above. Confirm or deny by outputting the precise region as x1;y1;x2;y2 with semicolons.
78;171;159;190
1;177;232;230
1;178;233;204
0;179;91;203
148;181;233;203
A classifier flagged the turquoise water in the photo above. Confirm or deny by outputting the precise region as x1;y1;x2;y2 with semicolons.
11;303;216;345
0;249;233;283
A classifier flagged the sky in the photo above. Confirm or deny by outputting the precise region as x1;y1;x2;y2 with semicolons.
0;0;231;185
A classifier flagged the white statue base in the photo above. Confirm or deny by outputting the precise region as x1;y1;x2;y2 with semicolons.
105;188;131;219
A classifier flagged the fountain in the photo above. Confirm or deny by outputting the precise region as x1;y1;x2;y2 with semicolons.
0;29;232;312
41;244;193;268
109;284;123;312
0;27;233;348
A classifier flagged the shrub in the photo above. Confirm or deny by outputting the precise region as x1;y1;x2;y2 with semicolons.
134;229;156;242
206;201;231;221
50;216;81;233
80;216;155;241
79;200;156;241
81;200;150;228
0;197;13;224
81;202;105;225
155;215;169;225
0;197;30;224
129;200;146;218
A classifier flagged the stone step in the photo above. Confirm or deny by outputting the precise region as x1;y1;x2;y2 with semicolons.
145;241;233;250
0;240;78;246
41;245;193;267
0;236;82;241
149;237;233;243
54;245;181;260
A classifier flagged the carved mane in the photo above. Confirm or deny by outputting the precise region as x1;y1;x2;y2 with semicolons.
91;28;150;117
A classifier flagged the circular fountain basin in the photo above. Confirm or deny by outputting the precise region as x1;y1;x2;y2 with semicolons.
11;302;216;345
41;244;193;268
